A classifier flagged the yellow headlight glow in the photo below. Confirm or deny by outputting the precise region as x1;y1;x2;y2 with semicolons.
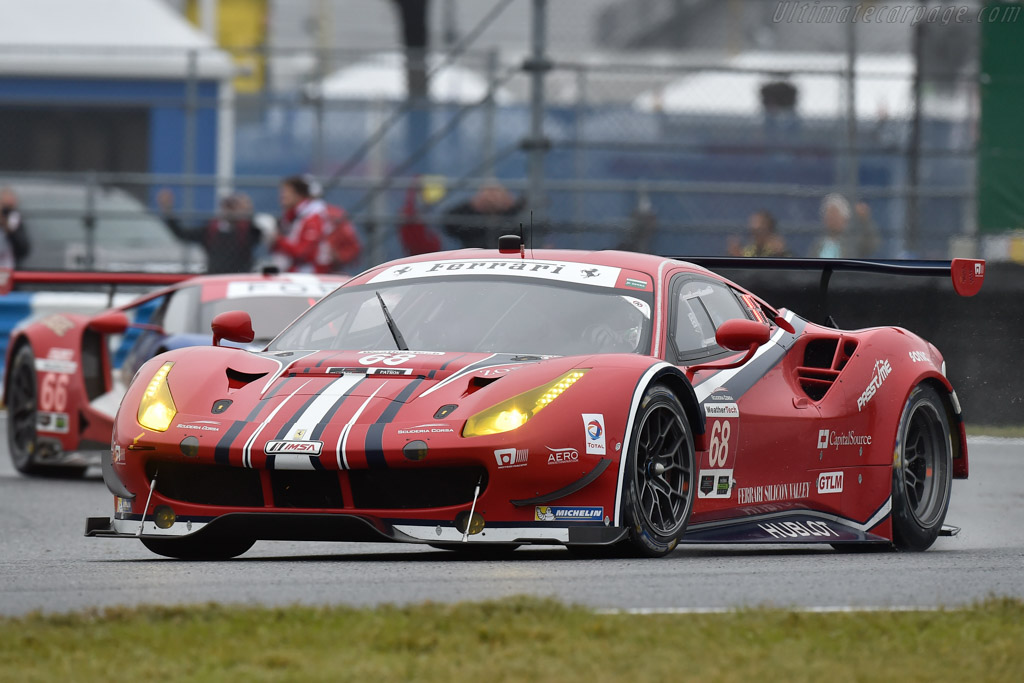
462;369;588;437
137;362;176;432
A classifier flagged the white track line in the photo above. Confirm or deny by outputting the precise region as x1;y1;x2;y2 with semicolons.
596;605;945;615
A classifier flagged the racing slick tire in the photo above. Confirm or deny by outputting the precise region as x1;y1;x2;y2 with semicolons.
889;384;953;552
141;535;255;560
6;345;86;478
618;383;697;558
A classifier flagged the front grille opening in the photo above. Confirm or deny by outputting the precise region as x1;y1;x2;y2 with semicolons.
271;470;344;509
349;467;488;510
146;460;264;507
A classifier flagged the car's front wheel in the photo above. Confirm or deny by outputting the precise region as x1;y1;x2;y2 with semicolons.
619;384;696;558
141;534;255;560
890;384;953;552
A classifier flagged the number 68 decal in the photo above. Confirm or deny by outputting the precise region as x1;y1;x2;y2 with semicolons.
40;373;70;412
705;403;740;468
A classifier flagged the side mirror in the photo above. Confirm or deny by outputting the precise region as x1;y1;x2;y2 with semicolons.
715;319;771;352
211;310;255;347
88;310;130;335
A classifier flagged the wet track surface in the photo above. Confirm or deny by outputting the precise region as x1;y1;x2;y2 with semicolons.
1;414;1022;615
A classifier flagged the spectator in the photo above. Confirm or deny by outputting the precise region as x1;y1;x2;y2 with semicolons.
0;187;30;269
158;189;262;273
442;181;525;249
273;175;332;273
398;177;443;256
808;193;880;259
728;210;789;257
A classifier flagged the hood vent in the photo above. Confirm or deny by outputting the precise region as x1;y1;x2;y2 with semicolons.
795;337;857;401
226;367;269;391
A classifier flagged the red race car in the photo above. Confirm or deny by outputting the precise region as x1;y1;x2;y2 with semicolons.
5;272;343;477
86;246;984;559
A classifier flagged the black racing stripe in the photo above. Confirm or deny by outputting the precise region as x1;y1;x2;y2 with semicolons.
428;353;466;379
702;316;807;403
275;391;321;440
213;377;291;465
316;351;344;368
265;453;275;469
364;378;424;469
310;377;365;441
310;456;326;470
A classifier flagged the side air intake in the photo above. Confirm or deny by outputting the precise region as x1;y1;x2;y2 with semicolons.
795;338;857;401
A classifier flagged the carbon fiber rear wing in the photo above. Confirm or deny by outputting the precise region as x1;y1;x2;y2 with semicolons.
666;257;986;326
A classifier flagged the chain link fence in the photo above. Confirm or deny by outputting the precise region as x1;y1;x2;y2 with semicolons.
0;0;984;273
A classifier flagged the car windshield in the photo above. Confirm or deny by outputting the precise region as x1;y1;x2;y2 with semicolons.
201;296;321;342
268;277;654;356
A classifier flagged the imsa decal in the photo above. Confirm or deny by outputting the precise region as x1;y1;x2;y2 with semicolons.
264;440;324;455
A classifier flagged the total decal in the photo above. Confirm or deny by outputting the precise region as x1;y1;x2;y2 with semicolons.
581;413;606;455
817;471;844;494
535;506;603;522
494;448;528;469
736;481;810;504
546;446;579;465
857;359;891;412
816;429;872;450
698;469;733;499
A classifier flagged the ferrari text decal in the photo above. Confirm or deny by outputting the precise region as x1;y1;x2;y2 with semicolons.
494;448;528;469
759;520;839;539
817;471;844;494
857;359;891;411
582;413;606;455
535;506;603;522
736;481;810;504
368;259;623;288
698;469;733;499
226;281;336;298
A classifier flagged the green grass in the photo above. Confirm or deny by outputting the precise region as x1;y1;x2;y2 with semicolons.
1;597;1022;682
968;424;1024;439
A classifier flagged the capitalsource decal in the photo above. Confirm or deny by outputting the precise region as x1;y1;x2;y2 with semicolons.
698;469;733;499
857;359;892;411
736;481;810;504
535;506;603;522
816;429;871;450
817;471;844;494
582;413;606;455
494;448;529;469
264;440;324;455
546;446;580;465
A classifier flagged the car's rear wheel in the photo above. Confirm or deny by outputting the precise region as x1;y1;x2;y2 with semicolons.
141;535;255;560
6;345;86;478
890;384;953;552
618;384;696;558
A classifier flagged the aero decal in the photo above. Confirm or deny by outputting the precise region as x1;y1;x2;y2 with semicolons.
336;382;388;469
214;375;293;465
613;362;677;526
267;374;365;470
241;380;311;468
418;354;499;398
364;379;425;468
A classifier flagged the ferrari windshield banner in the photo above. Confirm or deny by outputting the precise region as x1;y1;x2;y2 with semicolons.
368;259;623;288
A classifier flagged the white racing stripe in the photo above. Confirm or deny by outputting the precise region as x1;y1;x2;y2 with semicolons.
417;353;498;398
241;380;310;467
271;375;363;470
336;382;388;469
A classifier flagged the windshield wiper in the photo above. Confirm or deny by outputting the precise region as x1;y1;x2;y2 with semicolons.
375;291;408;351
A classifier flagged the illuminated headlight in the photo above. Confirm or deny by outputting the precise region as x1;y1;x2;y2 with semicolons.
462;370;588;437
137;362;176;432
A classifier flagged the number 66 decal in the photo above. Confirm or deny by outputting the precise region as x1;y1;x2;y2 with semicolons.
40;373;70;412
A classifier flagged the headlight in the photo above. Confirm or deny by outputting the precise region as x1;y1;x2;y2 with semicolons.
137;362;176;432
462;369;588;437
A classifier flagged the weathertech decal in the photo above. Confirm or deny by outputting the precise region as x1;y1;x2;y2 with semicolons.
264;440;323;455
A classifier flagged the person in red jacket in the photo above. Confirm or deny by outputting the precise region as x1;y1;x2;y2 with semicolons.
273;175;332;273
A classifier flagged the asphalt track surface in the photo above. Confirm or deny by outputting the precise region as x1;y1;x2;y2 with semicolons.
1;413;1021;616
